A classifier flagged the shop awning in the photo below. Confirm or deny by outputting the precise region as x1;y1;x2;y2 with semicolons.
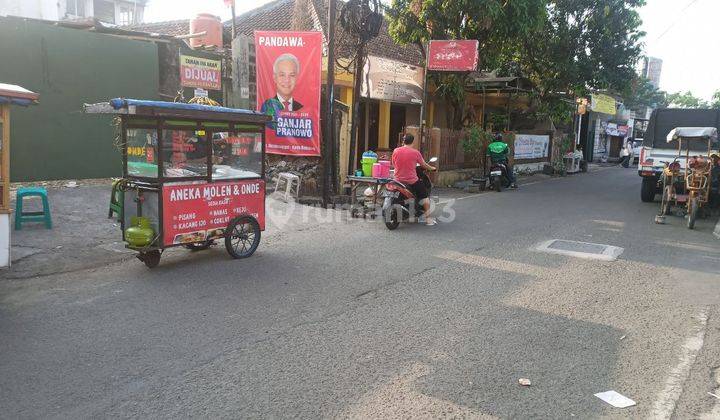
0;83;39;107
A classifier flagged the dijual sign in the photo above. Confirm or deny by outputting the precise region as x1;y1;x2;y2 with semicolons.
180;55;222;90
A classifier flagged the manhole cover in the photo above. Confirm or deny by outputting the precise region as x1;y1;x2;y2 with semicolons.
536;239;623;261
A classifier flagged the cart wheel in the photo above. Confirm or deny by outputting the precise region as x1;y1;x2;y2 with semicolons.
184;240;214;251
687;198;698;229
661;185;672;216
350;207;359;218
138;250;161;269
225;216;261;259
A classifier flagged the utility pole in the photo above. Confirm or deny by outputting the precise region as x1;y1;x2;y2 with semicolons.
323;0;337;206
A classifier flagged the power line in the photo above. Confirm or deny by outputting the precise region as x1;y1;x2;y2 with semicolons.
653;0;701;42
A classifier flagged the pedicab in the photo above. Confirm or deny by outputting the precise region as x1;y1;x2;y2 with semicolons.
661;127;718;229
85;99;270;268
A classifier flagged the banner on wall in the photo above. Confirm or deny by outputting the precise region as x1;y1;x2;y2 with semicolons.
591;93;617;115
255;31;322;156
514;134;550;160
361;55;424;104
180;55;222;90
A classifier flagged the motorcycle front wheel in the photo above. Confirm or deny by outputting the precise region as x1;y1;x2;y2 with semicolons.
383;205;400;230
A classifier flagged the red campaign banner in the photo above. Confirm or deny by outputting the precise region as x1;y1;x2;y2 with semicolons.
427;40;479;72
161;180;265;246
255;31;322;156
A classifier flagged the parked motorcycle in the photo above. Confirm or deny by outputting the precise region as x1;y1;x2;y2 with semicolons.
488;161;512;192
382;157;438;230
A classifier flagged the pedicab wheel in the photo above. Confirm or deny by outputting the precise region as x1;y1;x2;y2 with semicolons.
687;198;698;229
493;177;503;192
139;250;161;269
661;185;672;216
184;240;214;251
225;215;261;259
383;206;400;230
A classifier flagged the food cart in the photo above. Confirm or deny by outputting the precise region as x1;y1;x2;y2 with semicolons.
85;99;270;268
0;83;39;267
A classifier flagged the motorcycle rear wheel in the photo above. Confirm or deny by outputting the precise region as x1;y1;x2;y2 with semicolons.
493;177;503;192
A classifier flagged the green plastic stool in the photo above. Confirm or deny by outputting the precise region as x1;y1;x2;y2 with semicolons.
109;179;124;220
15;187;52;230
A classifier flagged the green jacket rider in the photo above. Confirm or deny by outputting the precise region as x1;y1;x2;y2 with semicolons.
487;134;517;188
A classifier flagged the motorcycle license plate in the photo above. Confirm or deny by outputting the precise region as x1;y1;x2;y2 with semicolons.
383;190;399;198
491;171;502;176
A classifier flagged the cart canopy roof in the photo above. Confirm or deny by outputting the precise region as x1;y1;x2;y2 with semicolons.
666;127;718;143
84;98;270;124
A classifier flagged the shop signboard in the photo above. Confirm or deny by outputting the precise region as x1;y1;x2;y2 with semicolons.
180;55;222;90
161;180;265;246
255;31;322;156
591;93;617;115
361;55;424;104
605;123;629;137
514;134;550;160
427;40;479;72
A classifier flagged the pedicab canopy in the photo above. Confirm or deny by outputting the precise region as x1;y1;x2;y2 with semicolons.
666;127;718;143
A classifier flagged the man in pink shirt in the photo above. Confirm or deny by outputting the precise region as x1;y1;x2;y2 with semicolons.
392;134;437;225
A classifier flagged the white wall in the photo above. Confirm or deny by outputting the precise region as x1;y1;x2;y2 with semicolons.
0;0;144;24
0;0;60;20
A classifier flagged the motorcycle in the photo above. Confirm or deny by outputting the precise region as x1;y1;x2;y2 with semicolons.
382;157;438;230
488;161;512;192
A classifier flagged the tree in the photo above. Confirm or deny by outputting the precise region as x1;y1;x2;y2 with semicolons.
665;91;709;109
622;76;667;111
518;0;645;119
387;0;647;127
710;90;720;109
387;0;547;128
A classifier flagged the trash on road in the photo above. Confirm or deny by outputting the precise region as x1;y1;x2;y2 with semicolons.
708;392;720;400
594;391;636;408
64;181;78;188
620;335;627;340
518;378;531;386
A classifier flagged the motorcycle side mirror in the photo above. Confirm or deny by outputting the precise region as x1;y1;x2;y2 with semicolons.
428;157;438;163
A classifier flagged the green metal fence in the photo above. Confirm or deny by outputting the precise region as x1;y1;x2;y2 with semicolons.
0;17;160;181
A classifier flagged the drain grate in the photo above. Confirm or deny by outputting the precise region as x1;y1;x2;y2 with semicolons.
536;239;624;261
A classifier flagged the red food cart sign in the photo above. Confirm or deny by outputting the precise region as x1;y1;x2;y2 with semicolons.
427;40;479;72
161;180;265;246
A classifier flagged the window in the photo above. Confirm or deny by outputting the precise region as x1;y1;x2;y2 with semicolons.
93;0;115;24
211;132;262;180
161;129;209;178
125;128;158;178
119;6;135;25
66;0;86;17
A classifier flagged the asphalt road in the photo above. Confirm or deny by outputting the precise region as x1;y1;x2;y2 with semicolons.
2;167;720;419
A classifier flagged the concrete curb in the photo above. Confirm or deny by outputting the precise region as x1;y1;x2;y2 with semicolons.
715;218;720;239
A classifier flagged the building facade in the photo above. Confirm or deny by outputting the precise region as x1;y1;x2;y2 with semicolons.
0;0;145;25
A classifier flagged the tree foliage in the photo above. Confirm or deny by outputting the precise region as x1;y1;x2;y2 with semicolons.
622;76;667;110
387;0;647;126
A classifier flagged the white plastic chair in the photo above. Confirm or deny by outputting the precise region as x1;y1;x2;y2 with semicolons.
274;172;301;202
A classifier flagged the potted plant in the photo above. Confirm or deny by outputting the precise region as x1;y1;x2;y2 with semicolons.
461;124;495;181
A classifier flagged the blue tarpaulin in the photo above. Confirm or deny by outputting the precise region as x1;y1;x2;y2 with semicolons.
0;96;34;107
109;98;262;116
